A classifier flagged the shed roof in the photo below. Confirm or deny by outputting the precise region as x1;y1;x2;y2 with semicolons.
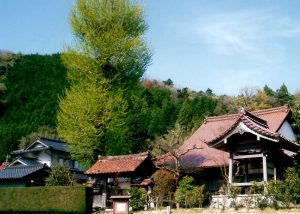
0;164;48;179
86;152;150;175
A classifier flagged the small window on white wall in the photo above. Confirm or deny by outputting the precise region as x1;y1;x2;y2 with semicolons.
59;158;64;165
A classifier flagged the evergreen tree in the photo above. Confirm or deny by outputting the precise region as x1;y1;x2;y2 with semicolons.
263;84;274;96
276;83;294;106
0;54;68;160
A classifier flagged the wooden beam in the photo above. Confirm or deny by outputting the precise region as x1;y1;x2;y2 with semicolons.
263;154;268;183
232;182;253;187
233;153;263;160
228;153;233;184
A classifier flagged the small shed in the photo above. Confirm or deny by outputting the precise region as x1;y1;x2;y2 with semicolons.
86;152;156;208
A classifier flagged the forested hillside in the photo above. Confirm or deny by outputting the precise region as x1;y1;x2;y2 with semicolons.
0;53;68;160
0;51;299;163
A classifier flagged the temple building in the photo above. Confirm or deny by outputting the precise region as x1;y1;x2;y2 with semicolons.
159;105;300;192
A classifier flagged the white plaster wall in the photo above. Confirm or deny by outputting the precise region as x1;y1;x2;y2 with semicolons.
37;150;51;167
278;121;296;142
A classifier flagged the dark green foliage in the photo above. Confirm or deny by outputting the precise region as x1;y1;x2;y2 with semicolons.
262;167;300;208
175;176;205;208
45;164;74;186
125;85;180;152
0;54;68;161
163;78;174;86
276;83;294;106
128;186;147;211
263;84;275;96
292;102;300;141
0;186;92;213
177;95;218;132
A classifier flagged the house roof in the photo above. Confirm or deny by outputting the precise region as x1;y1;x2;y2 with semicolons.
158;106;298;170
12;137;68;155
0;162;10;170
0;164;48;179
86;152;150;175
9;157;41;167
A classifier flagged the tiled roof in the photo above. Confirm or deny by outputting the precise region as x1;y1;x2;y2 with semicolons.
37;137;69;152
159;106;297;170
12;137;69;155
86;152;150;175
9;157;41;167
156;142;228;169
185;106;291;149
0;164;47;179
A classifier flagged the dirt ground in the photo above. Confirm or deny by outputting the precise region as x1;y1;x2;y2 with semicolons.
132;207;300;214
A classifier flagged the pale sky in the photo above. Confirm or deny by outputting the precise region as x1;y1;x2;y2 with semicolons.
1;0;300;95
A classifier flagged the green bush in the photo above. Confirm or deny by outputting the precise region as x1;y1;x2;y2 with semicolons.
128;186;147;211
0;186;92;213
175;176;205;208
46;164;74;186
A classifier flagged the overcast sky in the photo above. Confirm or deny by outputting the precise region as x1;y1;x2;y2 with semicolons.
1;0;300;95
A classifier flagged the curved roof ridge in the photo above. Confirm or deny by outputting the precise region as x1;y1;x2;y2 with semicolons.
208;116;242;145
241;115;279;138
242;109;269;128
205;113;239;122
99;151;149;160
252;105;289;115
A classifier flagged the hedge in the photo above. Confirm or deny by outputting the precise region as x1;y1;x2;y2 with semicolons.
0;186;92;213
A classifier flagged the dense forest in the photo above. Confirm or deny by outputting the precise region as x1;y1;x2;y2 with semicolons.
0;51;299;163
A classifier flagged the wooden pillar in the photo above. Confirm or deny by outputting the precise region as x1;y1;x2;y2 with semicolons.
228;153;233;184
262;153;268;183
244;159;248;183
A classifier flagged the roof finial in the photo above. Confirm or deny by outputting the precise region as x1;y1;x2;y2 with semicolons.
240;107;246;115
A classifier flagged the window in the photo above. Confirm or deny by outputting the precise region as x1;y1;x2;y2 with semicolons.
59;158;64;165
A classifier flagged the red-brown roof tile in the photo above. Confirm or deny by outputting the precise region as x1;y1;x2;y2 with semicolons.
160;106;295;170
0;162;9;170
86;152;150;175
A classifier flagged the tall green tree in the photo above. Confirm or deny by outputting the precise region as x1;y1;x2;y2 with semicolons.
276;83;294;106
57;0;151;164
57;80;127;166
66;0;151;89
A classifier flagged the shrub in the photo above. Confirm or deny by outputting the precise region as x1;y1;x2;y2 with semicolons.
45;164;74;186
128;187;147;211
152;169;177;207
175;176;205;208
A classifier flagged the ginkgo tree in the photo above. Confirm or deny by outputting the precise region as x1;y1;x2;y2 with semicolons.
57;0;151;166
